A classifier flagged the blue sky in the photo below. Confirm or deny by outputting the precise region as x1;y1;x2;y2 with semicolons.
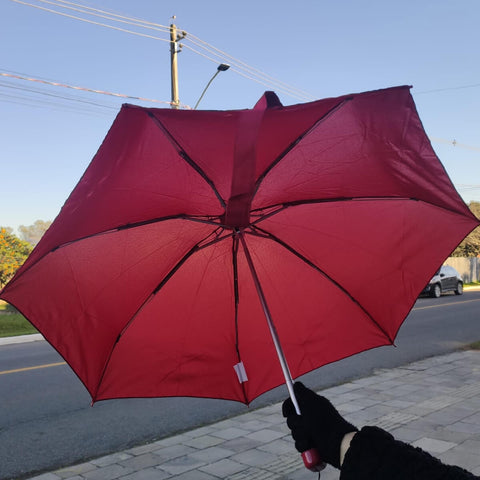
1;0;479;232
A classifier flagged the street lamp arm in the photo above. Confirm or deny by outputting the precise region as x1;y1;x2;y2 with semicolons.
194;63;230;110
194;71;220;110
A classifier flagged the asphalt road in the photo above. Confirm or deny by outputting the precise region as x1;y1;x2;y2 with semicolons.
1;291;479;479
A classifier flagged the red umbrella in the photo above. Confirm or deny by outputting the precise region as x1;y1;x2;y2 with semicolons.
2;87;478;408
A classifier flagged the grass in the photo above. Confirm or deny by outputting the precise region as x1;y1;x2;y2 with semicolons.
0;300;38;337
0;312;38;337
466;341;480;351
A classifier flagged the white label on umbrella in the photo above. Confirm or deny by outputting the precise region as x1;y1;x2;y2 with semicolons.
234;361;248;383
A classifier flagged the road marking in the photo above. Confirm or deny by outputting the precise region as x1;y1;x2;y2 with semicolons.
413;298;480;311
0;361;66;376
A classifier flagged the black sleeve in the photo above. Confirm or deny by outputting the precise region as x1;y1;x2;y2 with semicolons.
340;426;479;480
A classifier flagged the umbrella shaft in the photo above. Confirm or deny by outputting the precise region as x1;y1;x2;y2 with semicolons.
238;232;301;415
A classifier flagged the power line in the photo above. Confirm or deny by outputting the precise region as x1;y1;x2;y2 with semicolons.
0;72;180;107
32;0;480;103
176;42;312;101
28;0;172;34
6;0;480;139
414;83;480;95
0;76;119;116
430;137;480;152
9;0;480;104
9;0;316;102
0;76;116;115
0;92;113;117
2;71;480;153
9;0;171;42
0;80;116;108
182;34;316;101
47;0;316;100
48;0;171;30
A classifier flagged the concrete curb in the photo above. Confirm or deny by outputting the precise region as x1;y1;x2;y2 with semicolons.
0;333;44;345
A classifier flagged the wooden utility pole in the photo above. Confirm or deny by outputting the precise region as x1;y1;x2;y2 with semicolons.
170;21;185;109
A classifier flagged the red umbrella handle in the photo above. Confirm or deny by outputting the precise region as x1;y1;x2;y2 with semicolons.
291;393;325;472
302;449;325;472
239;231;326;472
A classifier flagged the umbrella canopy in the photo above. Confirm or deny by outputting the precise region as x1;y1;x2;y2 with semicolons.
2;86;478;404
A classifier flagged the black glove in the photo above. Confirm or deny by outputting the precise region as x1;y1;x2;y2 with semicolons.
282;382;357;469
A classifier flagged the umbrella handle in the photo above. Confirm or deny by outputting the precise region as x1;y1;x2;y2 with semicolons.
238;232;326;472
291;392;325;472
287;382;325;472
290;387;326;473
302;449;325;472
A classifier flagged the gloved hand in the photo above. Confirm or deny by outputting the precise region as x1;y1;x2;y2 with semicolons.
282;382;357;469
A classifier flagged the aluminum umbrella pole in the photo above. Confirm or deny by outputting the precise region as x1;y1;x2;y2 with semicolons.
238;231;324;472
238;231;299;412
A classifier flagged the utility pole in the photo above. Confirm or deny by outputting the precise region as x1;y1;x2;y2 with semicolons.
169;19;186;109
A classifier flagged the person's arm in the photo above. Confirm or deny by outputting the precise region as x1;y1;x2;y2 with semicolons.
341;426;479;480
340;431;356;466
283;382;479;480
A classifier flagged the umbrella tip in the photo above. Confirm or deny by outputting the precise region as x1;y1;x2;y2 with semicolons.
254;91;283;110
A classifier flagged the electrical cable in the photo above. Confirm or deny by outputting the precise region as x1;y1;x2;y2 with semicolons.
45;0;171;30
10;0;480;104
183;32;316;100
24;0;172;34
2;71;480;152
414;83;480;95
0;90;114;116
430;137;480;152
37;0;314;99
178;43;312;101
0;80;117;109
9;0;316;102
48;0;314;99
6;0;480;144
0;72;181;107
9;0;171;42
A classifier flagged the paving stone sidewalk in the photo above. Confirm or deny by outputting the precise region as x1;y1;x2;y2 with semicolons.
30;350;480;480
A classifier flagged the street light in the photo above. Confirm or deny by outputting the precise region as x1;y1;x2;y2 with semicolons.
194;63;230;109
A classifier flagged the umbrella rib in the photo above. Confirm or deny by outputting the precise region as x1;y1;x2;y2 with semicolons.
249;225;394;344
46;215;222;253
6;216;224;290
92;243;200;399
253;97;353;196
92;228;230;399
248;197;417;230
251;196;478;224
280;196;417;208
145;111;226;209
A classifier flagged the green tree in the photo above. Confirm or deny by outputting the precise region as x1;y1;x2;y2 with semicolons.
0;227;33;288
18;219;52;246
452;201;480;257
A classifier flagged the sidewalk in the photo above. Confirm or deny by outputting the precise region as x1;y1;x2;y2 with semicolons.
26;349;480;480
